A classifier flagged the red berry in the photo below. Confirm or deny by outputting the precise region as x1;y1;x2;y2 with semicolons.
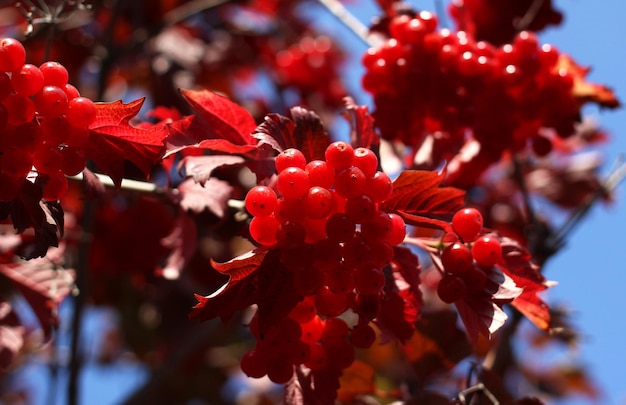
65;97;96;127
365;171;393;203
353;147;378;177
334;166;366;198
39;61;69;87
325;213;356;242
472;235;502;267
11;64;44;96
305;159;334;188
245;185;278;217
0;38;25;72
41;170;68;201
276;148;306;173
249;215;279;246
386;213;406;246
441;242;473;274
325;141;354;170
437;275;467;303
34;86;69;118
304;186;334;219
277;167;310;199
241;349;268;378
452;208;483;242
349;323;376;348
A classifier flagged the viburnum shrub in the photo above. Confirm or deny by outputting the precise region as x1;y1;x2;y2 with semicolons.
0;1;620;404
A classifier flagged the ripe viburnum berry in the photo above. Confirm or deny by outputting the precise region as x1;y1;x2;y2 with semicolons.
472;235;502;267
452;207;484;242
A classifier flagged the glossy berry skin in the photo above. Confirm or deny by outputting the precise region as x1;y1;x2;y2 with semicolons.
65;97;96;127
452;208;484;242
437;275;467;303
0;38;26;72
34;86;69;118
11;64;44;96
245;186;278;217
277;167;310;199
441;242;473;274
472;235;502;267
305;159;334;188
304;186;334;219
39;61;69;87
386;213;406;246
276;148;307;172
353;147;378;177
325;141;354;170
249;215;279;246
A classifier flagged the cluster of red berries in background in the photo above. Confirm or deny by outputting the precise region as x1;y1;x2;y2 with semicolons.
242;142;406;383
437;207;503;303
273;35;346;106
362;11;578;178
0;37;96;202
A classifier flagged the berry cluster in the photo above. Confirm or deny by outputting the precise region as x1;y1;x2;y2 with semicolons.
362;12;579;183
436;208;503;303
273;36;345;106
242;142;406;383
0;37;96;202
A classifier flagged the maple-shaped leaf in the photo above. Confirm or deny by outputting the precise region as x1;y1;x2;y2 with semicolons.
380;170;466;232
456;266;522;342
174;178;233;217
86;98;167;186
342;97;379;149
165;115;258;157
180;89;257;145
403;310;472;383
0;259;75;341
556;54;620;109
498;237;554;330
0;301;23;370
253;107;331;161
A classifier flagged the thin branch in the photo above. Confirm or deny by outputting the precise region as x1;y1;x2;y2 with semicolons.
514;0;545;31
162;0;233;26
67;172;161;194
317;0;375;46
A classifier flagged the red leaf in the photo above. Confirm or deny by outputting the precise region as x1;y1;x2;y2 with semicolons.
180;155;245;186
556;54;620;109
86;98;167;186
0;260;75;341
165;115;258;157
375;288;416;344
342;97;378;149
210;248;269;283
455;266;522;342
190;249;301;334
253;107;331;161
380;170;466;231
158;212;197;280
498;237;554;330
175;178;233;217
179;89;257;145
